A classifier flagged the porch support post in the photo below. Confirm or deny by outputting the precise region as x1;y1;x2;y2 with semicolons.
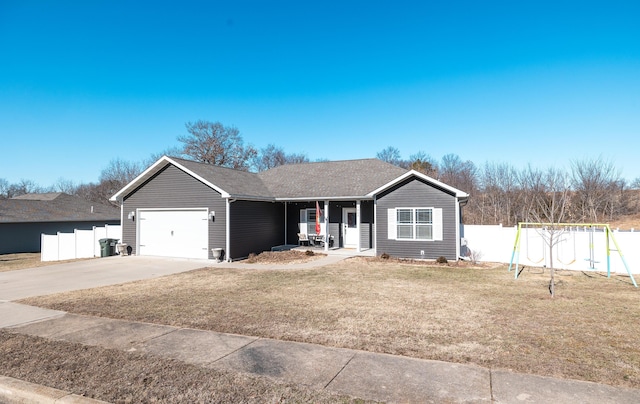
373;196;377;253
356;199;361;253
324;200;329;252
284;202;288;246
225;198;231;262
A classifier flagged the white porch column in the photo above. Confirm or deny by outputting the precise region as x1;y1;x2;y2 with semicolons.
324;200;329;252
373;197;377;253
356;200;361;253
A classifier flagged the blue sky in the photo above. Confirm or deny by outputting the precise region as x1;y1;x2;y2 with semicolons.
1;1;639;187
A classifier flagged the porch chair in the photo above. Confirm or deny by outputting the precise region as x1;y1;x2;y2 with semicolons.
297;233;309;246
320;234;335;248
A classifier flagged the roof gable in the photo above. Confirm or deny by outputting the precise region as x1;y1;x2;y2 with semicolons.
368;170;470;199
111;156;274;201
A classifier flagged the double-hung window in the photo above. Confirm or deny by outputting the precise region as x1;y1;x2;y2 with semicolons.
397;208;432;240
388;207;442;241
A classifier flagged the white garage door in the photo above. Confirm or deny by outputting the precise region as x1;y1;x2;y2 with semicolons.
138;209;209;259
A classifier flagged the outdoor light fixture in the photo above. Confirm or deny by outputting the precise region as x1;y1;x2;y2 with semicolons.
209;211;215;221
128;211;135;220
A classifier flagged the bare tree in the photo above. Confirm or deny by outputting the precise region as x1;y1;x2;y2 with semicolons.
0;179;44;198
478;162;522;226
252;144;310;171
178;120;257;170
439;154;477;190
408;151;438;176
570;156;622;223
376;146;403;167
522;167;571;297
53;178;77;194
100;158;142;186
0;178;9;199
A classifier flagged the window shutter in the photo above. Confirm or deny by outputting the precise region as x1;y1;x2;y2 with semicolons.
300;209;307;234
387;208;397;239
433;208;443;241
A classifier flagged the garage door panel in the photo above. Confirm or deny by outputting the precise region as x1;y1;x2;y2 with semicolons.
139;210;208;259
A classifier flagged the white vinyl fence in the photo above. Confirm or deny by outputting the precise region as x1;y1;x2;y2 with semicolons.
462;224;640;274
40;223;640;274
41;225;122;262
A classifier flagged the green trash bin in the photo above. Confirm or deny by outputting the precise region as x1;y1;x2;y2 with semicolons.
99;238;110;257
99;238;119;257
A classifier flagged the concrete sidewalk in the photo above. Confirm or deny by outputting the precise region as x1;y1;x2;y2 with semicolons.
3;312;640;404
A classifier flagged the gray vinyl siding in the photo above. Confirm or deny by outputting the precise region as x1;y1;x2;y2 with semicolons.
376;178;457;260
0;221;119;254
229;200;285;259
360;200;373;249
121;164;226;259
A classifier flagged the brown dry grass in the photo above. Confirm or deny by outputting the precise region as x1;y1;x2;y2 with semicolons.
0;332;364;404
0;253;93;272
22;257;640;390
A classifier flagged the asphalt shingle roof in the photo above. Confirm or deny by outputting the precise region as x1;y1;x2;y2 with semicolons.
257;159;409;199
0;193;120;223
171;157;274;199
113;156;465;202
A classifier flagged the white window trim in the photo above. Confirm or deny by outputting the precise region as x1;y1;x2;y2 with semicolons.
387;207;443;241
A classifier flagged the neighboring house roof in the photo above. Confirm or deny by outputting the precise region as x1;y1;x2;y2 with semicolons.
0;193;120;223
110;156;469;202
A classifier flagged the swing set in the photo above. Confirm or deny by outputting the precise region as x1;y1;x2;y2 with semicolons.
508;222;637;287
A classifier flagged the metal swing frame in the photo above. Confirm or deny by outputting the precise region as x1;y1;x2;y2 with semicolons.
508;222;637;288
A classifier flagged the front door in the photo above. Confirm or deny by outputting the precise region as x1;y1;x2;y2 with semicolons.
342;207;358;248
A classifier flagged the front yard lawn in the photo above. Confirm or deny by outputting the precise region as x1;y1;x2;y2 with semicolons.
19;257;640;389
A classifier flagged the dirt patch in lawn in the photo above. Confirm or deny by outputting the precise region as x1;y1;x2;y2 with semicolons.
21;257;640;390
0;332;365;403
244;249;326;265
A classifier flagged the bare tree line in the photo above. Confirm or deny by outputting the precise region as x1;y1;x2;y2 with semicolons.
375;146;640;226
2;121;639;227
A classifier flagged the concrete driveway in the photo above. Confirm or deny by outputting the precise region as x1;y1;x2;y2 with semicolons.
0;256;210;301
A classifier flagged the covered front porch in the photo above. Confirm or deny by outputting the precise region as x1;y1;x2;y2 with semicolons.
282;199;376;254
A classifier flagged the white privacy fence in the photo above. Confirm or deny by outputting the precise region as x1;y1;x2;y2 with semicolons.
41;225;122;262
40;223;640;274
462;224;640;274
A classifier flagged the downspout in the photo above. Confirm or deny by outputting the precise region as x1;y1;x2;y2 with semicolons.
226;198;236;262
455;198;461;259
356;200;361;253
457;197;469;259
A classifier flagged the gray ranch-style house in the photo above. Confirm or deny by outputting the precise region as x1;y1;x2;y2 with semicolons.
110;156;469;261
